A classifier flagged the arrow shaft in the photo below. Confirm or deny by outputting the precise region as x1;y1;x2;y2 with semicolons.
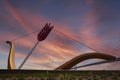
19;41;39;69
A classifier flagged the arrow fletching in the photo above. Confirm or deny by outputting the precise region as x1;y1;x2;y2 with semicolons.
37;23;54;41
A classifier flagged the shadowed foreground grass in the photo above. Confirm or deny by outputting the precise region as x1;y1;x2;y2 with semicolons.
0;70;120;80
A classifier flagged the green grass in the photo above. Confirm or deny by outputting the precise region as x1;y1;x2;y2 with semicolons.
0;70;120;80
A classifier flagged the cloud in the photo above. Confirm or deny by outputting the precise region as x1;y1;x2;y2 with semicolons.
4;0;33;33
75;0;120;57
0;11;83;69
1;0;119;70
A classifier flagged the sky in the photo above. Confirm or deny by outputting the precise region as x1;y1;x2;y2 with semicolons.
0;0;120;70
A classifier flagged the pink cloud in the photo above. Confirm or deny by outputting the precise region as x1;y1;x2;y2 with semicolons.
4;0;33;33
1;0;119;70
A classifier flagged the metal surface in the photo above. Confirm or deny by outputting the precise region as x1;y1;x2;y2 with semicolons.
6;41;117;70
7;41;16;69
55;53;116;70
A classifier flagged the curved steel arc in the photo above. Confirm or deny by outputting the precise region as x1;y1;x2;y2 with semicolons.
7;41;16;69
7;41;116;70
72;57;120;69
55;53;116;70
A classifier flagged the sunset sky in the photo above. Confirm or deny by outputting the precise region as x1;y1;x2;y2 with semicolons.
0;0;120;70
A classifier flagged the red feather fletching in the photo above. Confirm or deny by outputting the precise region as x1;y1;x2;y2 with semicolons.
37;23;54;41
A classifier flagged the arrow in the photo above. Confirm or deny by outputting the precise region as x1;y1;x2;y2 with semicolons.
19;23;54;69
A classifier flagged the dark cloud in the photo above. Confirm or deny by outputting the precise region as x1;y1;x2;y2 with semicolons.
93;1;118;23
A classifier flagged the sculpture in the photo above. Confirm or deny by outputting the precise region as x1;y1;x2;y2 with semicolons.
7;41;116;70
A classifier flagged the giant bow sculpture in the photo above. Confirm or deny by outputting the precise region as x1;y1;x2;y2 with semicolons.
6;23;116;70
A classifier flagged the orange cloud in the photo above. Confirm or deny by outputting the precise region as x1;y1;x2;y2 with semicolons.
1;0;119;70
4;0;33;33
0;9;96;69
